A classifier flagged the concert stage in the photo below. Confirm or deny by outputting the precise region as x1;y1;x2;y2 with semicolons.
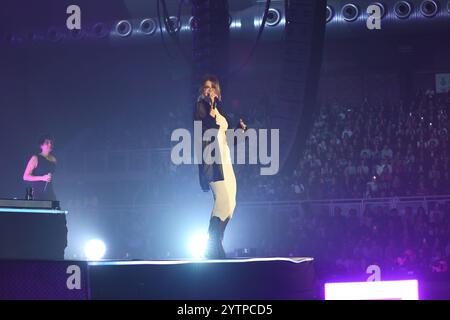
0;257;316;300
0;200;316;300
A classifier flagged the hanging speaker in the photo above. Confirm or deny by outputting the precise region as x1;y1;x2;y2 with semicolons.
272;0;326;174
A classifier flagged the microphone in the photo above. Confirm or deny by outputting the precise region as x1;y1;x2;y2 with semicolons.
212;96;219;109
198;94;217;109
197;94;212;105
206;93;213;107
44;173;51;192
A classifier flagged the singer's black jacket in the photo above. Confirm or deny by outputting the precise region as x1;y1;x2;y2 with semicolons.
194;96;242;192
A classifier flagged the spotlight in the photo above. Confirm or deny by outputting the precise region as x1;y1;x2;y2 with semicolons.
394;1;413;19
4;33;15;44
26;31;37;42
341;4;360;22
115;20;132;37
188;232;208;258
3;33;23;46
370;2;386;18
189;16;199;31
2;33;25;46
420;0;439;17
447;0;450;13
7;33;24;45
266;8;281;26
47;27;63;42
70;28;84;40
84;239;106;260
166;16;181;33
139;18;156;35
326;5;334;23
92;23;109;38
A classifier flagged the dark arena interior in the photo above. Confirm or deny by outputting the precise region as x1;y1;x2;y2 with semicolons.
1;0;450;303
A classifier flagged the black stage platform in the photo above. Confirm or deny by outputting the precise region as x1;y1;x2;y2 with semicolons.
0;258;316;300
89;258;316;300
0;207;68;260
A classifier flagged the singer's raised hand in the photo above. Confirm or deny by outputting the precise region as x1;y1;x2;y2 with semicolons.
239;118;247;131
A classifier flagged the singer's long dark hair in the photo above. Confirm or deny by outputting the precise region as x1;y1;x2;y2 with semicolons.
198;74;222;101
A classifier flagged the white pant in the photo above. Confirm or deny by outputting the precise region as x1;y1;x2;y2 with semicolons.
210;173;236;221
209;111;237;221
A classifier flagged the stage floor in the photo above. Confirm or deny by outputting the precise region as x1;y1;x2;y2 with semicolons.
88;256;314;266
0;257;316;300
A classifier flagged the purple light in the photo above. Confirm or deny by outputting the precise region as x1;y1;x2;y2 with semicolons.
324;280;419;300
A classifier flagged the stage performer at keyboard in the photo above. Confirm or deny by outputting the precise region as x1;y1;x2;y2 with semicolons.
194;74;247;259
23;134;57;201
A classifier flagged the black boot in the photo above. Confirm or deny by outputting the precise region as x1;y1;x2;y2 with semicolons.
205;216;222;259
217;218;230;259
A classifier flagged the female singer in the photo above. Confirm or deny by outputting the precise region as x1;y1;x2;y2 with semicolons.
194;75;246;259
23;135;57;201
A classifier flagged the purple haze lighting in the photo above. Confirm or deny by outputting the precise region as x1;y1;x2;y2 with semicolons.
324;280;419;300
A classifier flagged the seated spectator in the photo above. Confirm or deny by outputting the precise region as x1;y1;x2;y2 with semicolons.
381;144;393;159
